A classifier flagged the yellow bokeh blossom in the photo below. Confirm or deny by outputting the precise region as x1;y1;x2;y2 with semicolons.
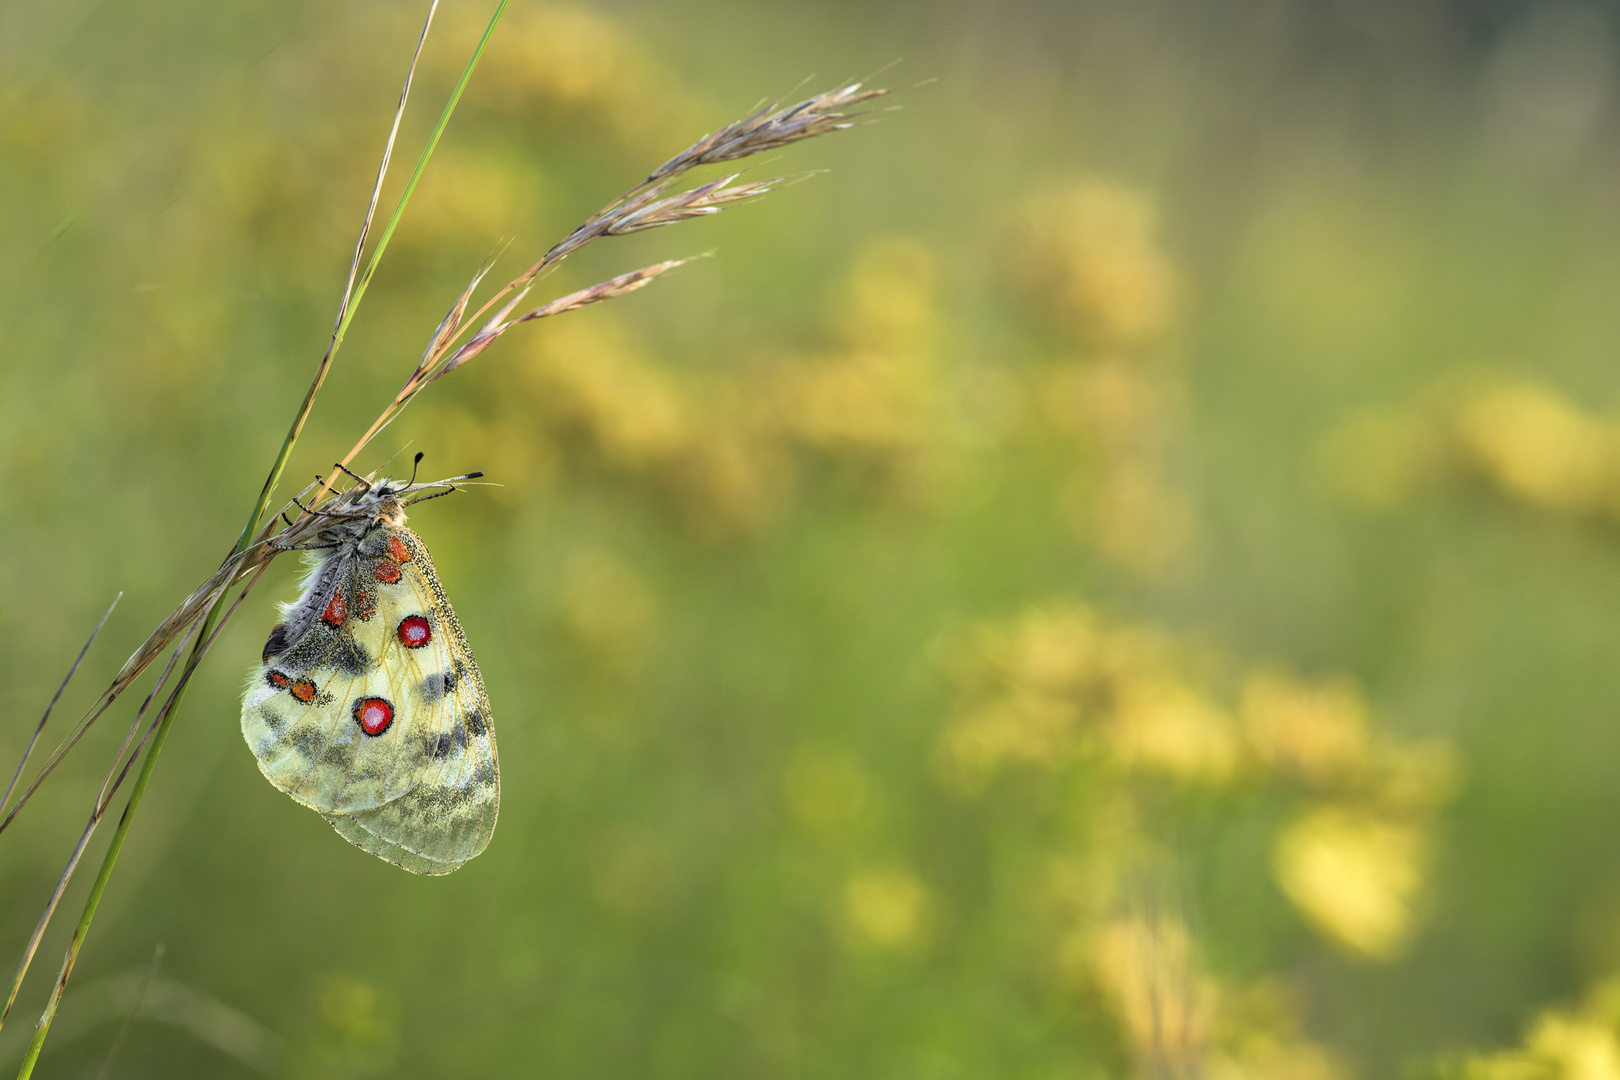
844;867;931;950
1085;462;1196;579
1038;357;1172;455
1110;677;1238;783
1241;671;1370;786
1272;806;1428;961
1459;978;1620;1080
1455;380;1613;513
776;238;943;485
434;5;695;150
1092;914;1214;1075
1001;179;1178;349
937;607;1239;789
521;319;689;472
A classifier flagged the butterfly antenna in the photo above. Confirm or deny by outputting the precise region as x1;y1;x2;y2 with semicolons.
404;488;457;507
403;470;485;506
408;451;424;487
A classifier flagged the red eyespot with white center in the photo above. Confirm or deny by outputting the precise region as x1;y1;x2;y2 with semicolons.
353;696;394;736
397;615;432;649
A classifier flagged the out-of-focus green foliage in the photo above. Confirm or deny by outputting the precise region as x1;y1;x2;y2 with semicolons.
7;0;1620;1076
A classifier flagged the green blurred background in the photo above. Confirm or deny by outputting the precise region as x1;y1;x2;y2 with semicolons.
6;0;1620;1075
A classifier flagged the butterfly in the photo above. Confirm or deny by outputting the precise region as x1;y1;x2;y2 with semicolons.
240;463;498;875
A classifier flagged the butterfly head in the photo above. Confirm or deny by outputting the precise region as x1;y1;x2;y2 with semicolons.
355;482;410;528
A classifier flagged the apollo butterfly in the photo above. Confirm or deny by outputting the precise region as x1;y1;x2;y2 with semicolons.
240;465;497;874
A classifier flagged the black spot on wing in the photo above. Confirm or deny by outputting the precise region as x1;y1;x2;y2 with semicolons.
258;705;286;736
475;761;497;786
329;636;371;676
453;720;468;750
421;670;457;703
465;710;487;738
262;624;290;662
280;625;334;671
288;727;327;761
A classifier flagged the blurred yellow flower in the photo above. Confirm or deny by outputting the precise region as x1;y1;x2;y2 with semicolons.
844;867;931;950
1459;978;1620;1080
936;693;1081;791
1092;914;1214;1076
522;319;690;472
937;607;1242;788
829;237;941;357
404;145;542;245
1367;738;1463;815
1038;357;1171;454
434;5;695;150
1110;677;1238;783
776;238;943;485
985;607;1103;697
1086;462;1195;579
1273;806;1428;961
1206;1044;1349;1080
1241;671;1370;786
776;347;929;457
1523;1015;1620;1080
1001;180;1178;349
1455;380;1613;512
1209;979;1351;1080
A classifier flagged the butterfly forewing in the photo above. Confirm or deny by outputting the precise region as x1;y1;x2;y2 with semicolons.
241;511;498;875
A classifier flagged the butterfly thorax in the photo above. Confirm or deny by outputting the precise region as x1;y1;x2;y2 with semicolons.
311;486;409;546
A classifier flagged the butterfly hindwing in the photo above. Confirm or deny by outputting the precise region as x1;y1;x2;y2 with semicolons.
241;519;498;875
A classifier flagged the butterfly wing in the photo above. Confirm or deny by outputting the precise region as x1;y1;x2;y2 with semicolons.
241;526;498;874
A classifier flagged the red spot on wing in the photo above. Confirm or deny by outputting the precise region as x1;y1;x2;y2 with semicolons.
290;680;317;703
386;534;412;563
353;696;394;736
266;670;291;689
353;588;378;622
397;614;432;649
372;559;402;584
322;590;347;627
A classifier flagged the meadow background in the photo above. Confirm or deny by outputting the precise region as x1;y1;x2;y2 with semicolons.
5;0;1620;1076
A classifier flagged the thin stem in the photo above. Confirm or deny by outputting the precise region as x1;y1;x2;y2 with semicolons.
92;944;164;1080
0;595;120;818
